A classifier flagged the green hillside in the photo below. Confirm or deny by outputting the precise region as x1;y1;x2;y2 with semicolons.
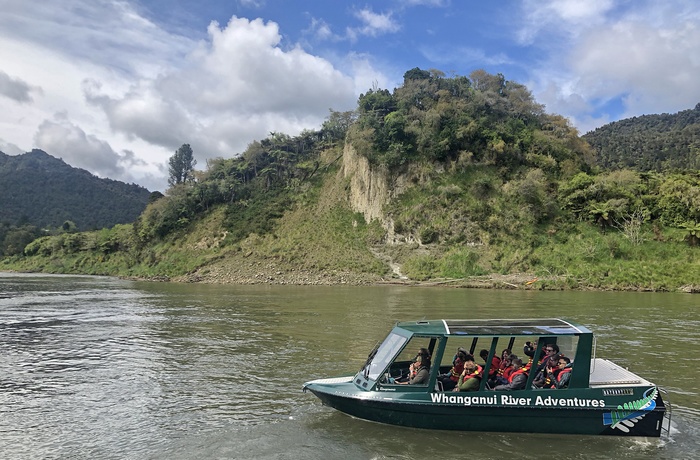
0;149;153;257
582;103;700;171
0;150;152;230
3;70;699;292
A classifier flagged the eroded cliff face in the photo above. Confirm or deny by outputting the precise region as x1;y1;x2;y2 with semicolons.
342;143;413;245
342;143;389;223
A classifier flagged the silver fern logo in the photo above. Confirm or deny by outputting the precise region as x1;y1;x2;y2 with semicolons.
602;387;658;432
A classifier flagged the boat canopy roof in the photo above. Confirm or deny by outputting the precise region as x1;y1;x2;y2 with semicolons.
395;318;592;337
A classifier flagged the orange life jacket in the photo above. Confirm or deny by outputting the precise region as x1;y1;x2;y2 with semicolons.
462;364;483;381
503;366;515;380
557;367;572;382
508;368;528;383
487;357;501;377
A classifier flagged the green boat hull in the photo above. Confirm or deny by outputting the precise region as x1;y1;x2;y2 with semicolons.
305;382;666;437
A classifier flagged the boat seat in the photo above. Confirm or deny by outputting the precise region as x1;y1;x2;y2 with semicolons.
436;380;444;392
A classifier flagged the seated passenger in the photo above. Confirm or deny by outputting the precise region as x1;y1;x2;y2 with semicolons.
553;356;572;389
493;358;528;391
523;341;538;371
532;344;560;385
479;348;501;380
493;353;518;387
398;348;431;385
539;356;560;388
454;355;482;392
438;348;468;391
491;349;512;386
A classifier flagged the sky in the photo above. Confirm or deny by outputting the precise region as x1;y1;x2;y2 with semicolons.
1;0;699;192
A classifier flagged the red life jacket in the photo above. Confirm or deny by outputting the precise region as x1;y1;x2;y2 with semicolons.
503;366;515;380
449;360;465;381
497;357;510;375
544;367;571;388
557;367;572;382
462;364;483;381
487;357;501;377
508;368;528;383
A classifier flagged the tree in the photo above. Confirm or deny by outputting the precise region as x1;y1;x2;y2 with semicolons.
321;110;356;144
168;144;197;187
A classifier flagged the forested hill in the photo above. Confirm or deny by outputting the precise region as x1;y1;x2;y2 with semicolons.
0;149;152;230
582;103;700;171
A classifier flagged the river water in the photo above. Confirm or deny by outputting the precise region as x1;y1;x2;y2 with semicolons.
0;273;698;459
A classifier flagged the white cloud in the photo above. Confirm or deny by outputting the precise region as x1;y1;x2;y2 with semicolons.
522;1;700;132
0;139;24;155
0;3;361;191
345;54;396;95
85;16;357;165
34;113;139;180
306;17;335;42
517;0;614;44
349;8;401;39
572;18;700;118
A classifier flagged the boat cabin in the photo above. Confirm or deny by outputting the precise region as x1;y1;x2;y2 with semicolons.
358;318;592;391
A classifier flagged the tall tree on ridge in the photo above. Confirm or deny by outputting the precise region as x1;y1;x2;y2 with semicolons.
168;144;197;187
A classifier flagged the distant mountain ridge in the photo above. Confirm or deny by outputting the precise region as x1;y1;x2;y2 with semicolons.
0;149;152;230
583;103;700;171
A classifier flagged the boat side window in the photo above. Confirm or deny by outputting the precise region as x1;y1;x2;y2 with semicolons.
439;338;474;370
383;336;434;385
556;335;578;364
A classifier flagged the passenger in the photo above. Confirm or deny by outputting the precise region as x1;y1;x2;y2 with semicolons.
479;349;501;380
532;344;560;386
454;355;482;392
398;348;431;385
523;341;538;371
438;348;468;391
504;354;520;380
539;356;561;389
500;348;512;363
493;358;528;391
553;356;572;389
492;353;515;387
523;340;537;358
493;348;512;382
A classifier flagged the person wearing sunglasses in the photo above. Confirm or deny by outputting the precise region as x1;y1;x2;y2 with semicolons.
553;356;572;389
398;348;431;385
532;344;560;388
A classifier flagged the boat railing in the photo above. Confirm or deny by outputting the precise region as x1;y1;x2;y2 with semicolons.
590;335;597;375
659;387;672;439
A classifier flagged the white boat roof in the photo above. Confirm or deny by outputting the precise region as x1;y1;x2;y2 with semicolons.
396;318;591;336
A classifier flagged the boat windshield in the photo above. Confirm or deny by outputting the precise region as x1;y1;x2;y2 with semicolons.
365;332;407;381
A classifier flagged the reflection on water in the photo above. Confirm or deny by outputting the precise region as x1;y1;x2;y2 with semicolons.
0;273;697;459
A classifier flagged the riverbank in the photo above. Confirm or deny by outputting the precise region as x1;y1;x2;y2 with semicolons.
2;261;696;292
4;263;698;292
157;264;698;292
